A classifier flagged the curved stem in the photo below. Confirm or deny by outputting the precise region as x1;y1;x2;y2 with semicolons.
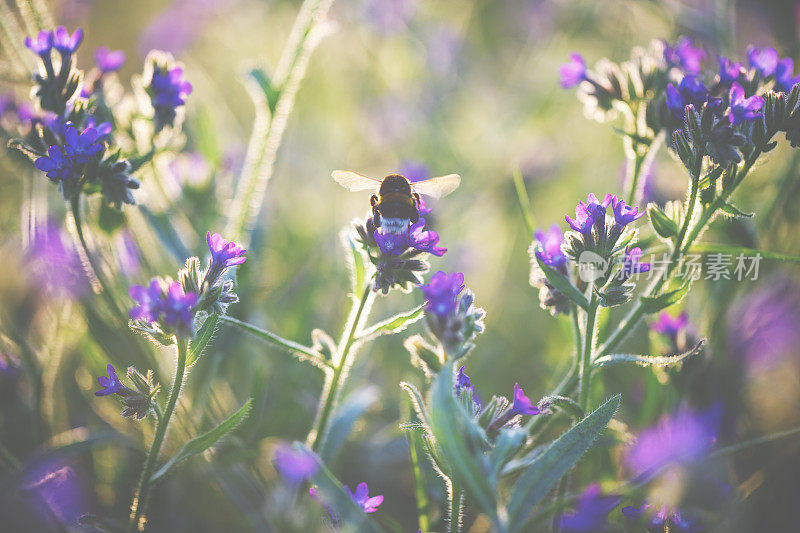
578;292;599;411
307;284;374;453
128;339;187;532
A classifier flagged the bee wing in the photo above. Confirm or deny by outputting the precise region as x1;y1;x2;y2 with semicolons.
331;170;382;192
410;174;461;198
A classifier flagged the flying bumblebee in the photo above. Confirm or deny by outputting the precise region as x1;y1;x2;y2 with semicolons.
331;170;461;234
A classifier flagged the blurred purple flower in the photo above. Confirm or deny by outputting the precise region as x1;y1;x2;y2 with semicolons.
419;271;464;319
399;160;429;183
22;461;88;527
747;45;779;77
558;483;620;533
0;351;19;377
625;404;720;475
774;57;800;93
52;26;83;55
728;83;763;125
622;500;702;533
533;224;566;268
345;482;383;513
273;444;318;485
116;230;141;277
560;53;587;88
727;279;800;370
28;223;87;298
139;0;236;57
651;312;690;339
94;46;126;73
24;30;53;55
511;383;540;416
425;25;462;76
622;246;651;275
717;56;744;86
129;280;163;323
455;365;473;397
664;37;706;75
131;278;197;334
361;0;417;34
161;282;198;331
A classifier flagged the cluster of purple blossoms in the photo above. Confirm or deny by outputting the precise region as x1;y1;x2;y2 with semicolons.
94;364;155;420
530;224;571;315
373;216;446;257
203;232;247;288
33;126;104;189
558;483;620;533
23;27;84;116
622;500;702;533
25;26;84;58
146;56;193;132
565;193;644;254
130;279;198;338
625;404;720;476
418;271;485;352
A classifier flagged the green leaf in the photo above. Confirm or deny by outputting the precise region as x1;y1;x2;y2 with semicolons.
534;253;590;310
506;394;621;532
593;339;706;368
400;381;432;428
719;202;753;218
193;106;222;166
244;67;280;115
356;305;424;341
688;243;800;264
319;387;379;462
98;202;126;234
150;399;252;484
640;278;692;314
697;165;724;189
344;232;367;296
429;362;498;520
488;427;526;483
512;168;536;235
307;445;383;533
647;203;677;239
187;314;219;367
539;395;584;421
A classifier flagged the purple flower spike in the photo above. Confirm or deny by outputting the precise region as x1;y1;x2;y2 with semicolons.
129;279;163;323
419;271;464;319
747;46;779;77
511;383;540;416
610;196;644;228
651;312;689;338
34;145;76;183
24;30;53;55
775;57;800;93
559;483;620;533
559;53;587;88
566;194;611;235
52;26;83;55
622;246;651;275
534;225;566;268
728;82;764;125
64;126;104;164
345;482;383;513
664;37;706;75
95;364;123;396
161;282;197;331
207;232;247;268
94;46;126;73
273;444;319;485
717;56;744;85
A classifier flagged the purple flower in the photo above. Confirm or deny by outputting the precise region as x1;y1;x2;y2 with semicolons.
374;217;446;256
22;461;87;527
34;145;77;183
622;501;702;533
774;57;800;93
747;45;779;77
511;383;540;416
24;30;53;55
455;365;472;396
204;232;247;287
161;282;198;331
361;0;417;34
399;160;429;183
610;196;644;229
665;76;708;117
94;46;126;73
63;126;104;164
419;271;464;319
345;482;383;513
116;231;141;277
651;312;689;338
28;223;87;298
728;83;764;125
560;53;587;88
129;280;163;323
533;224;566;268
150;65;192;109
558;484;620;533
566;193;612;235
52;26;83;55
665;37;706;75
625;404;720;475
273;444;319;485
622;246;651;275
95;364;124;396
717;56;744;85
84;116;113;139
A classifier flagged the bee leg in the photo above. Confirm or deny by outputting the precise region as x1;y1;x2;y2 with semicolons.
412;192;421;206
370;194;379;207
372;206;381;228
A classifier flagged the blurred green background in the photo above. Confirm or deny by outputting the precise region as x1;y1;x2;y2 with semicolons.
2;0;800;531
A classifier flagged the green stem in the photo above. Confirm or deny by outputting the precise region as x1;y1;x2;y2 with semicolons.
307;285;374;453
624;149;646;205
219;314;329;368
448;480;463;533
128;339;188;532
407;429;431;533
578;293;599;411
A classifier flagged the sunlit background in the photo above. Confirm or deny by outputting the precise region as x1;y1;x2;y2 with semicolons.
2;0;800;531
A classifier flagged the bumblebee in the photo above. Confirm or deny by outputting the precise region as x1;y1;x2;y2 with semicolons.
332;170;460;234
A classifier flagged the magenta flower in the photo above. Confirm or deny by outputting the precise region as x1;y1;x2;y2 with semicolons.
747;45;779;77
558;483;620;533
511;383;540;416
52;26;83;55
273;444;318;485
419;271;464;319
625;404;720;475
622;246;651;275
345;482;383;513
664;37;706;75
774;57;800;93
204;232;247;286
566;193;612;235
94;46;126;73
651;312;689;338
534;224;566;268
717;56;744;85
24;30;53;55
129;280;163;323
728;83;764;125
610;196;644;229
161;282;198;331
560;53;587;88
95;364;124;396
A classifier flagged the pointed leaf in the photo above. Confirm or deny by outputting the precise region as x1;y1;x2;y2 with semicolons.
719;202;753;218
150;399;252;484
647;203;677;239
320;386;379;462
506;394;621;531
593;339;706;368
356;305;425;341
344;231;367;296
534;253;589;310
640;278;692;314
187;313;219;367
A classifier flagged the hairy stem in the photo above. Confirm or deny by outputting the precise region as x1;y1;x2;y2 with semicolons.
448;479;463;533
578;292;599;411
307;285;374;453
128;339;187;532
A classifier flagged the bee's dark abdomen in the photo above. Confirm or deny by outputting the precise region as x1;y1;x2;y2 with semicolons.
379;174;412;195
376;200;417;220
